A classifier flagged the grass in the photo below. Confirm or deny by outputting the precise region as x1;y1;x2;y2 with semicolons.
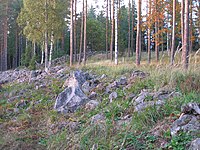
0;51;200;149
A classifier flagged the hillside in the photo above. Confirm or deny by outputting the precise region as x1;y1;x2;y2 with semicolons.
0;56;200;150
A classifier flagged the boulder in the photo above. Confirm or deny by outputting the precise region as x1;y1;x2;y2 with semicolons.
88;92;98;100
181;102;200;115
55;71;93;113
131;70;149;78
170;114;200;136
54;85;89;113
85;100;99;111
63;70;92;88
91;114;105;124
171;102;200;137
109;91;118;103
189;138;200;150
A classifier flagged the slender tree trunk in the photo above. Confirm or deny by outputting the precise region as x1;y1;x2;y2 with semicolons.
41;43;44;64
131;0;135;56
14;27;18;68
49;31;54;67
128;0;131;57
74;0;77;62
2;1;8;71
155;0;159;62
115;0;118;65
189;0;193;52
70;0;74;67
170;0;176;65
83;0;87;65
106;0;109;59
79;1;84;65
61;32;65;51
44;0;49;72
181;0;184;50
147;0;151;64
110;0;114;61
33;41;36;56
136;0;141;66
182;0;189;69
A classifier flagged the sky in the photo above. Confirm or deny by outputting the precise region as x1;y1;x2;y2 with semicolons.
77;0;143;14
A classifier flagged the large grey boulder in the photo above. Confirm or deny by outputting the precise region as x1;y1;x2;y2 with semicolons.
170;114;200;136
171;102;200;137
189;138;200;150
54;85;89;113
54;70;91;113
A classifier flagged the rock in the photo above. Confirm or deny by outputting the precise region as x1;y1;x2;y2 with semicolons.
181;102;200;115
189;138;200;150
170;114;200;136
54;76;90;113
82;81;91;94
126;93;136;100
7;95;21;103
134;91;150;104
88;92;98;100
30;70;37;78
106;81;119;93
109;92;118;103
91;114;105;124
131;70;149;78
153;90;181;100
63;70;92;88
117;77;127;85
14;108;19;113
85;100;99;111
100;74;107;79
15;100;28;108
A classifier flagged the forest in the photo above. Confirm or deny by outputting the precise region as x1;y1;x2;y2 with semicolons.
0;0;200;150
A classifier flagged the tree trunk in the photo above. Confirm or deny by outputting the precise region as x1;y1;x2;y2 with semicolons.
70;0;74;67
79;1;84;65
181;0;184;50
170;0;176;65
49;31;54;67
61;32;65;51
131;0;135;56
41;43;44;64
147;0;151;64
83;0;87;65
44;0;49;72
2;1;8;71
155;0;159;62
128;0;131;57
189;0;193;52
182;0;189;69
74;0;77;62
106;0;109;59
115;0;118;65
110;0;114;61
136;0;141;66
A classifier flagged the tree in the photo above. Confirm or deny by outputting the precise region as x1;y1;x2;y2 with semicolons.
170;0;176;65
83;0;87;65
115;0;118;65
136;0;141;66
79;1;84;65
106;0;109;59
110;0;114;61
182;0;189;69
128;0;131;57
1;1;8;71
147;0;152;64
70;0;74;67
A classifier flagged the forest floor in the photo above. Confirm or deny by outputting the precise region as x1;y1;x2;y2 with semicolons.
0;52;200;150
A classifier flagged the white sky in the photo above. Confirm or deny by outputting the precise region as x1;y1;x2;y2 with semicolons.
77;0;145;14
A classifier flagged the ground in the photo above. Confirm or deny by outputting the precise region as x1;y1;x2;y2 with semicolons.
0;52;200;150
